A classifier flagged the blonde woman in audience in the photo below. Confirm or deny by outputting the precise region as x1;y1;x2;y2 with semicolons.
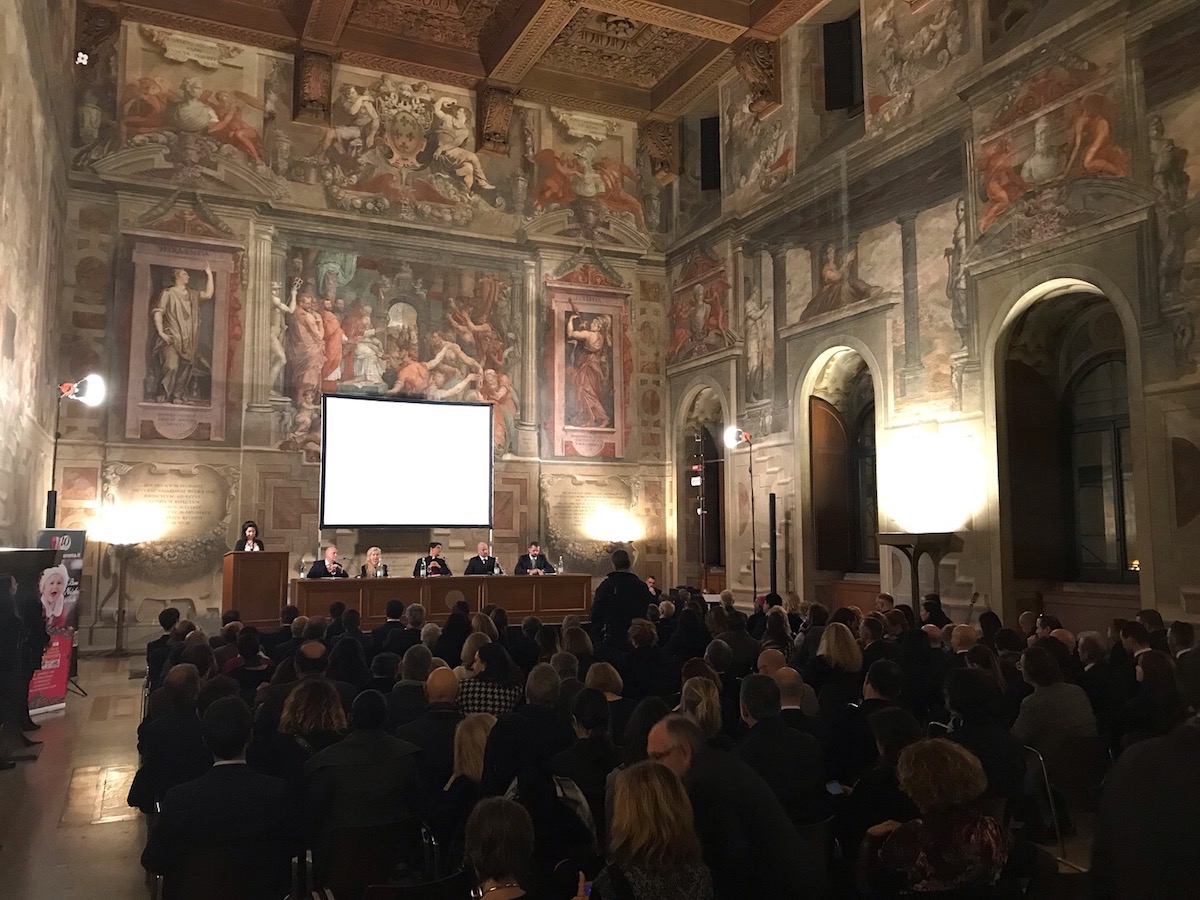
586;662;637;745
429;712;497;863
455;631;492;680
471;612;499;641
677;675;731;750
562;626;597;679
806;621;865;718
592;760;714;900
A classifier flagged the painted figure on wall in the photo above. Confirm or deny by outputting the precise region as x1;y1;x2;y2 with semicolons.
945;197;970;347
565;313;613;429
531;142;644;229
286;285;325;398
269;280;297;397
744;279;771;403
668;249;737;363
867;0;969;127
800;244;887;322
978;136;1029;233
150;262;213;404
1064;93;1129;179
1149;115;1191;303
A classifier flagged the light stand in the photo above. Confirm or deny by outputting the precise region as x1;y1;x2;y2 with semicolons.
724;426;758;605
46;374;106;528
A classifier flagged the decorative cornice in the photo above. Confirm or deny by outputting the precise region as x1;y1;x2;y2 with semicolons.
118;5;298;51
582;1;747;43
653;48;735;117
749;0;826;39
519;87;646;122
336;51;481;89
487;0;577;85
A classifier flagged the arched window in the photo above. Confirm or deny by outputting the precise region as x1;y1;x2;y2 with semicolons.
1067;358;1137;583
851;403;879;573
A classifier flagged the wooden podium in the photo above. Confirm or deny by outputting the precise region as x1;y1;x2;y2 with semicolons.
222;551;290;628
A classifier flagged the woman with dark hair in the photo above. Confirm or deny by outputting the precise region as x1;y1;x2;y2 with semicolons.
894;627;936;720
944;668;1025;803
992;627;1026;658
234;520;264;551
227;631;274;704
464;796;589;900
433;610;472;666
593;761;714;900
978;611;1003;649
838;706;921;855
259;678;346;789
459;642;524;717
882;609;909;640
561;626;597;681
862;739;1008;895
664;607;709;663
534;625;560;664
894;604;917;630
920;594;952;629
604;696;671;827
490;607;511;646
964;643;1023;727
327;634;370;690
1117;650;1186;749
759;607;792;654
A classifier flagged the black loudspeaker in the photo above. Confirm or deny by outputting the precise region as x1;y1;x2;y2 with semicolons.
769;493;778;596
823;13;863;111
699;116;721;191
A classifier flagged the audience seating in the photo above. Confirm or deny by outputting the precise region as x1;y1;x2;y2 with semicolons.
1024;736;1109;872
313;821;424;900
152;845;303;900
794;814;836;880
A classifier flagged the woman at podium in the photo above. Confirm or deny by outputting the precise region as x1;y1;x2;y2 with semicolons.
360;546;389;578
234;520;265;551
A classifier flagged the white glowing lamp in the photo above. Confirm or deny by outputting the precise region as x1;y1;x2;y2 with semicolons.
60;373;106;407
724;426;751;449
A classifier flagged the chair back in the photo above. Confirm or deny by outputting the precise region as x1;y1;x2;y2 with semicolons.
363;868;474;900
1044;735;1108;795
315;820;423;900
162;844;292;900
795;815;835;879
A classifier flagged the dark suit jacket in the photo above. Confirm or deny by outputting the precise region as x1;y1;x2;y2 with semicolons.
386;680;428;732
464;556;501;575
552;736;620;843
779;706;831;759
482;703;574;796
590;571;653;646
1091;721;1200;899
1175;648;1200;713
128;702;213;813
619;645;678;700
827;697;896;783
370;620;410;655
413;556;452;577
514;552;555;575
233;539;265;551
307;560;348;579
395;703;464;807
685;747;822;900
556;676;584;717
948;717;1026;801
715;628;762;679
141;763;299;898
733;718;828;827
1080;660;1130;741
861;640;895;674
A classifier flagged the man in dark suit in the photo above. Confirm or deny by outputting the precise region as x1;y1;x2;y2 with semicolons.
146;607;181;672
387;644;432;731
773;666;829;752
304;690;421;879
128;664;212;814
514;540;556;575
413;542;452;577
1091;717;1200;898
703;639;743;739
370;599;407;652
307;545;349;578
1169;620;1200;713
859;617;895;673
269;616;308;664
552;687;620;846
715;610;761;679
395;667;463;806
142;697;300;898
260;605;299;656
481;664;574;796
1078;631;1130;743
733;674;827;827
828;659;903;783
648;714;824;900
550;651;584;716
590;549;653;648
464;541;502;575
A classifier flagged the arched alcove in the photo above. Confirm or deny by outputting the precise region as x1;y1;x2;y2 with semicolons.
676;386;727;589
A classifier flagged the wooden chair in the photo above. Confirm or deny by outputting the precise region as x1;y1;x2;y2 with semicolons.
362;869;474;900
1024;736;1108;872
795;815;836;880
312;820;424;900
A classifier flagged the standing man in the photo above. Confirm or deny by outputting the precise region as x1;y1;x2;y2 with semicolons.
514;541;555;576
153;262;214;404
464;542;501;575
590;549;652;647
413;542;452;577
307;545;348;579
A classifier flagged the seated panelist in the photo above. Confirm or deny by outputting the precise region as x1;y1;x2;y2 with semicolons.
234;520;264;552
413;541;452;577
360;546;388;578
514;540;556;576
308;545;349;579
464;541;502;576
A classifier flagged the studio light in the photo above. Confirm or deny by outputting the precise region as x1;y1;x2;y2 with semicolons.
75;51;89;65
47;374;108;528
723;426;751;449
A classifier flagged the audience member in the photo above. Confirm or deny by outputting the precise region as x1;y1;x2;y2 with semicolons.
862;738;1008;894
462;796;546;900
482;664;574;796
620;618;676;700
504;616;541;675
758;606;792;654
710;610;757;679
365;652;399;694
197;673;241;714
141;697;299;898
428;712;496;867
420;622;441;654
534;625;559;665
552;687;620;847
212;621;244;671
1077;630;1129;744
944;668;1025;803
1135;608;1170;653
875;593;895;614
882;609;908;640
1168;620;1200;712
586;662;638;746
773;666;829;749
562;626;597;681
591;550;654;652
304;690;421;881
829;659;902;783
733;674;826;828
920;595;952;629
977;610;1002;649
326;633;370;690
1090;716;1200;898
251;641;355;760
964;643;1023;728
387;644;432;731
1011;645;1098;755
227;631;274;704
459;642;524;718
665;607;711;665
269;615;308;664
647;715;821;900
471;612;500;642
454;632;493;680
860;616;893;673
593;761;714;900
678;675;731;750
128;664;211;814
1116;648;1186;748
434;612;473;670
551;650;584;715
806;621;864;719
258;678;347;790
145;607;181;684
837;706;921;855
395;666;464;804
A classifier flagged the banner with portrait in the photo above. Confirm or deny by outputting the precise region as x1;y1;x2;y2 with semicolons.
31;530;87;713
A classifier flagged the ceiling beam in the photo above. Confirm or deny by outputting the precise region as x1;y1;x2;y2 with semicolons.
300;0;356;49
520;66;652;119
339;24;485;83
748;0;829;38
581;1;749;43
483;0;577;86
651;42;735;117
115;0;300;49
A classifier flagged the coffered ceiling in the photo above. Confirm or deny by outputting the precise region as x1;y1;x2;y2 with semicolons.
90;0;828;119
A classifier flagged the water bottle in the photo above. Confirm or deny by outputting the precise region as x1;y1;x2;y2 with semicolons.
557;555;564;575
419;558;427;578
298;560;307;579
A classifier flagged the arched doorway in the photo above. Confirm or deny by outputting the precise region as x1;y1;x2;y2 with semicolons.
807;349;879;577
999;287;1138;588
678;388;725;590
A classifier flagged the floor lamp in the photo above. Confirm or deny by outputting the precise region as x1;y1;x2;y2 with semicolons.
724;426;757;604
47;374;106;528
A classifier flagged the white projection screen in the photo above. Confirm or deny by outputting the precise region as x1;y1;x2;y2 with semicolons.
320;396;493;529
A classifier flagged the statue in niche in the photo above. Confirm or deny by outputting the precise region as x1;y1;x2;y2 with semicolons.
1020;115;1067;185
800;244;887;322
945;198;970;348
150;262;214;404
744;282;770;401
1149;115;1191;304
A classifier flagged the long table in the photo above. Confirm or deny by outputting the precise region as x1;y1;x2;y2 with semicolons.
290;575;593;626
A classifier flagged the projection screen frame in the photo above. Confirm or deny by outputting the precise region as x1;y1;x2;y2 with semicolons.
318;394;494;530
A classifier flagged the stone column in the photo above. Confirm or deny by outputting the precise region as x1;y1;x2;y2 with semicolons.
243;224;277;446
770;244;790;415
515;257;540;457
898;213;924;397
